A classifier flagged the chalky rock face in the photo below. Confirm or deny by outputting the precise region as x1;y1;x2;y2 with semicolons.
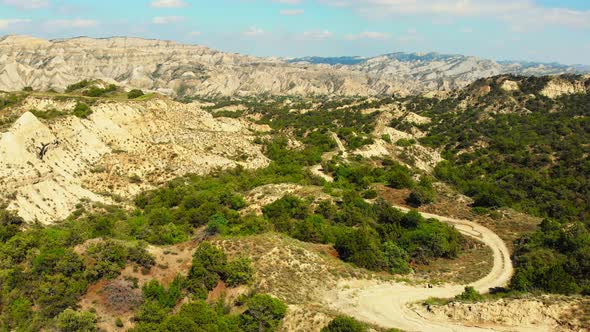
0;97;268;224
0;35;394;96
0;35;587;97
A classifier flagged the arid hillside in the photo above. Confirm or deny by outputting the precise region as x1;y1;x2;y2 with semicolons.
0;35;586;98
0;95;267;223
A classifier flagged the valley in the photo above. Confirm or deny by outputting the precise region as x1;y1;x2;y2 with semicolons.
0;38;589;332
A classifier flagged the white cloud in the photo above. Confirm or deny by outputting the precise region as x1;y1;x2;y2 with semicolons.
46;19;98;29
272;0;302;4
321;0;533;16
0;0;48;9
505;7;590;30
189;31;202;37
321;0;590;30
0;19;31;29
280;9;304;15
152;16;185;24
150;0;188;8
345;31;388;40
460;27;473;33
302;30;333;40
242;26;266;37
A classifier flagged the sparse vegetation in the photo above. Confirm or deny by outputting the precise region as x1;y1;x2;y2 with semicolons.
83;84;118;97
66;80;92;92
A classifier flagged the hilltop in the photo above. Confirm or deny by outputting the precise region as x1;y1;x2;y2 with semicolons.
1;35;588;98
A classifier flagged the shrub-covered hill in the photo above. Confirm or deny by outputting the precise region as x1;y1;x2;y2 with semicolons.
402;74;590;294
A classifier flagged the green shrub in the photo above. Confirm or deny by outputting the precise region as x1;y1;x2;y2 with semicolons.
239;294;287;332
72;103;92;119
30;108;67;120
0;209;24;242
321;316;366;332
56;309;97;332
396;138;416;147
83;84;117;97
128;89;145;99
362;189;378;199
142;276;184;308
66;80;91;92
85;240;128;280
455;286;484;302
224;258;254;287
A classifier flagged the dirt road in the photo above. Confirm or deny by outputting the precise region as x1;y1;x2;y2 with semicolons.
324;206;517;332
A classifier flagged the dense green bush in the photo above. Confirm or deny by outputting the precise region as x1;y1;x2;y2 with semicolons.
65;80;91;92
224;258;254;287
83;84;117;97
127;89;145;99
142;276;184;308
406;177;436;207
321;316;366;332
130;293;286;332
511;220;590;294
0;209;24;242
428;93;589;222
72;103;93;119
239;294;287;332
186;242;253;298
455;286;483;302
56;309;97;332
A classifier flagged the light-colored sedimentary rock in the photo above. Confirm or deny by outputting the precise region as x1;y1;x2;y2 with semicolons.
0;96;268;223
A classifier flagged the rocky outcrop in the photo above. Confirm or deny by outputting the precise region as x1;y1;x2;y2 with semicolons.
0;35;396;97
540;75;590;98
0;35;586;97
0;96;268;223
413;297;587;332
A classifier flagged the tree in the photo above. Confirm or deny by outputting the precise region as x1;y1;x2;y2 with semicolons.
56;309;97;332
384;164;414;189
240;294;287;332
406;178;436;207
321;316;366;332
128;89;145;99
334;227;385;270
382;242;411;274
224;258;254;287
0;209;24;241
207;213;229;235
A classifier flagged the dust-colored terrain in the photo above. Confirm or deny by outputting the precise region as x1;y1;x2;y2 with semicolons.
412;296;589;332
0;96;267;223
1;35;586;97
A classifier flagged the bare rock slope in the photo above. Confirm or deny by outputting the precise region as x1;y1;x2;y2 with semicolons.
1;35;586;97
0;96;268;223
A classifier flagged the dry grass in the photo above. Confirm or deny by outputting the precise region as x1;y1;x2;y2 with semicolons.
413;238;493;285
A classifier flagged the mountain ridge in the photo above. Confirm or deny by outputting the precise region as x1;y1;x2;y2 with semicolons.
0;34;588;97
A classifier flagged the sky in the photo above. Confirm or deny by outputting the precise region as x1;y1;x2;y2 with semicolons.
1;0;589;65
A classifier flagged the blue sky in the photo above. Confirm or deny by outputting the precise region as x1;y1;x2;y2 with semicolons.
1;0;589;64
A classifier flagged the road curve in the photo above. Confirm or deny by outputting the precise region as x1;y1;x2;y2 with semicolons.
324;206;515;332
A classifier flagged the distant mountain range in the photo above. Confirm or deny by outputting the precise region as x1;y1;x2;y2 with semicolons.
290;53;590;73
1;35;588;97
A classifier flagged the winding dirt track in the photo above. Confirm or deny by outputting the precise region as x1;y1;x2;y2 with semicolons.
325;206;515;332
320;134;517;331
